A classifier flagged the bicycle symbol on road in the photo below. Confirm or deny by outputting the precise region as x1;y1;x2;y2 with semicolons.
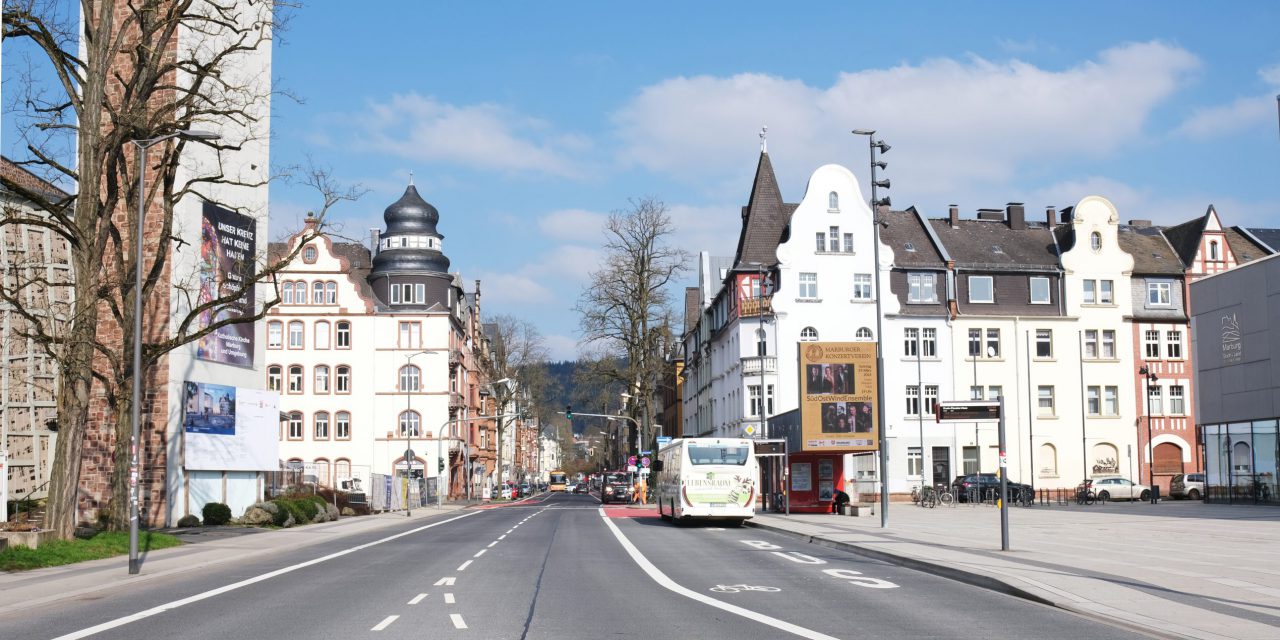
709;584;781;593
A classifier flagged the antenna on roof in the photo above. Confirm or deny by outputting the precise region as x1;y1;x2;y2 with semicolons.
759;125;768;153
408;170;414;186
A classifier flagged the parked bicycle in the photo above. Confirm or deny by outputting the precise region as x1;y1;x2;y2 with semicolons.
1075;481;1101;505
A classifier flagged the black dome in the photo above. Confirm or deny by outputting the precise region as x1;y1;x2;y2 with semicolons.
383;185;441;236
371;247;451;274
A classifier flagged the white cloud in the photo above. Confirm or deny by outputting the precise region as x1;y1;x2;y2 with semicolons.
538;208;608;243
542;334;581;361
1260;64;1280;87
351;93;589;177
1027;176;1279;228
612;42;1201;202
1174;95;1276;139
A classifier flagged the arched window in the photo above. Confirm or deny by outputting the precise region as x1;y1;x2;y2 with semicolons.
1091;442;1120;475
399;365;420;392
756;329;767;356
335;458;352;482
312;281;324;304
1209;240;1220;261
288;365;303;393
800;327;819;342
399;411;420;437
325;281;337;304
314;365;330;393
828;191;839;211
335;365;351;393
856;327;874;340
315;321;331;349
336;321;351;348
335;412;351;439
288;321;304;348
303;245;318;263
1090;231;1102;251
314;458;330;487
282;282;295;305
314;411;330;439
1232;441;1252;474
268;321;283;349
1038;443;1058;477
267;365;282;392
287;412;303;439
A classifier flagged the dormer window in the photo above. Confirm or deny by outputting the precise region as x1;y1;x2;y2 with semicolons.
991;245;1003;254
1090;232;1102;252
904;242;916;252
828;191;839;212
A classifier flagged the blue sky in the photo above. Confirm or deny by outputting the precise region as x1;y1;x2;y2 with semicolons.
8;2;1280;360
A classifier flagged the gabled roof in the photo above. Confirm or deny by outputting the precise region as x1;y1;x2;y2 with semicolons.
1118;225;1183;275
928;217;1060;271
268;239;378;306
1224;227;1271;265
880;207;946;268
1160;211;1208;267
731;152;796;271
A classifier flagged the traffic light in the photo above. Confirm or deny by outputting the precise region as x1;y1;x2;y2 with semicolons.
565;405;573;420
438;459;445;473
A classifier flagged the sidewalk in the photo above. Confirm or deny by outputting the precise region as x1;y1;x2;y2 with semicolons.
0;505;467;616
748;500;1280;640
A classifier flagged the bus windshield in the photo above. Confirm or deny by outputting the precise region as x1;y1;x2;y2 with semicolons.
549;472;567;484
687;445;750;465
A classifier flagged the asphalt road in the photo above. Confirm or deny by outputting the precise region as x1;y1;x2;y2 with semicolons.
5;492;1144;640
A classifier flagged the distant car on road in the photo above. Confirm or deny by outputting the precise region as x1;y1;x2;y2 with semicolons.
573;482;588;494
1170;473;1204;500
600;471;633;504
1091;476;1152;501
951;473;1032;502
498;485;514;499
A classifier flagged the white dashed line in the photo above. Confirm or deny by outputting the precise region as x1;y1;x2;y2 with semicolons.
444;593;456;604
371;615;399;631
435;577;456;586
451;614;468;629
506;529;514;534
488;541;498;548
498;534;507;540
457;560;473;571
408;593;428;605
473;549;487;558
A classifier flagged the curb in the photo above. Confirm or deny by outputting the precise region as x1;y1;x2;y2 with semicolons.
745;519;1186;640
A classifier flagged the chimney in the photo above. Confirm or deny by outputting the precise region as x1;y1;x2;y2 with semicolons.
369;227;381;255
977;208;1005;221
1128;219;1152;228
1007;202;1026;230
949;205;959;228
1060;206;1073;223
1046;206;1056;228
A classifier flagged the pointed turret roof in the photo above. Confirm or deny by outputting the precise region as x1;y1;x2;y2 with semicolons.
382;184;442;237
732;152;796;270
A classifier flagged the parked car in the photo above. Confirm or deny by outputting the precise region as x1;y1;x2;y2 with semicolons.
573;482;589;494
498;484;514;499
519;483;532;497
951;473;1033;503
1091;476;1152;501
1170;473;1205;500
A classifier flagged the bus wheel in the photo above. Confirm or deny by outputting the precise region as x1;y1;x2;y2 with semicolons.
659;500;671;521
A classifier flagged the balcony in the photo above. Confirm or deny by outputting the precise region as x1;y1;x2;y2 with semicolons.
742;356;777;375
449;348;463;369
449;391;465;409
740;295;773;318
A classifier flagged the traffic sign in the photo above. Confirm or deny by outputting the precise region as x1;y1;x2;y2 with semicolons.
628;455;637;466
641;456;651;468
935;401;1001;423
744;424;757;436
656;436;672;448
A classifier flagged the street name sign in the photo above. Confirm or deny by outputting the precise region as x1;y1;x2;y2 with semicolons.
935;402;1001;423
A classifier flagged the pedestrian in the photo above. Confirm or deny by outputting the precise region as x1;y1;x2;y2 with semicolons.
635;475;648;505
831;489;850;514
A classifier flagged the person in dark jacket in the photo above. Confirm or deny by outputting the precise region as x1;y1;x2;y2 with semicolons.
831;489;850;514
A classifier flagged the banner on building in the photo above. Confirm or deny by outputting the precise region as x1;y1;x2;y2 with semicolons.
798;342;879;452
195;201;257;367
183;381;278;470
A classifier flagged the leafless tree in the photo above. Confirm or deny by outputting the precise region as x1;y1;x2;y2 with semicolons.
1;0;361;538
477;314;548;488
574;197;689;457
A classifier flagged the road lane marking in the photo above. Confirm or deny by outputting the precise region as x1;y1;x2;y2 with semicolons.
51;511;481;640
450;614;468;629
600;508;839;640
408;594;428;605
371;615;399;631
488;541;498;547
823;568;899;589
457;560;473;571
505;529;514;534
435;577;456;586
742;540;783;550
773;551;826;565
473;549;487;558
444;593;456;604
498;534;507;540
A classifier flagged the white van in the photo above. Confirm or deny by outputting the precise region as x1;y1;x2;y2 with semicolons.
653;438;758;525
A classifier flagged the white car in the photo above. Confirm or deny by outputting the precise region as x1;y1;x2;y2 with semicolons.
499;485;514;499
1092;476;1152;501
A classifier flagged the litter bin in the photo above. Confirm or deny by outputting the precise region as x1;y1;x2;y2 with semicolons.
1150;485;1160;504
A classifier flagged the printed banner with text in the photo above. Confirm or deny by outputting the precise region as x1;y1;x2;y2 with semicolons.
799;342;879;452
195;201;257;367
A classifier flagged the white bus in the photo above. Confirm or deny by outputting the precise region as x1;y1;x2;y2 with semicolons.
654;438;758;525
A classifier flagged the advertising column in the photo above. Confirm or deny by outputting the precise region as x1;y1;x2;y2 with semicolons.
792;342;879;512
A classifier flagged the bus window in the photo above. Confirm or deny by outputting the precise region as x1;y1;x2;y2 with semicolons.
688;445;750;465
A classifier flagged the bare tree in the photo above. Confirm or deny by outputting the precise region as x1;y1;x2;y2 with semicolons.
477;314;548;488
574;197;689;457
1;0;361;538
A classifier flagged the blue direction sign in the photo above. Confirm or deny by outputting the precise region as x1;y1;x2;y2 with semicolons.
656;436;672;448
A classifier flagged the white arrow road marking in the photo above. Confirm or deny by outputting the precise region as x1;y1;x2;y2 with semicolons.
408;594;428;605
435;577;456;586
444;593;456;604
600;508;839;640
457;560;473;571
450;614;468;629
371;615;399;631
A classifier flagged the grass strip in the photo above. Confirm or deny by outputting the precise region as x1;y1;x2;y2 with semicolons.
0;531;182;572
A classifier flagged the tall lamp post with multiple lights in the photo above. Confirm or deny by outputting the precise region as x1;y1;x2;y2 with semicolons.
851;129;891;529
129;129;220;575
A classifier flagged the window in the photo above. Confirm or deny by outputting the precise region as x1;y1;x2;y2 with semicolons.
399;411;420;438
1209;240;1219;261
336;365;350;393
856;327;873;340
1101;330;1116;359
399;322;421;348
904;328;919;357
907;447;922;477
1166;330;1182;359
905;386;920;416
798;273;818;299
1084;330;1098;359
985;329;1000;358
288;365;303;393
1104;386;1118;416
1148;281;1171;306
303;246;317;263
1100;280;1114;304
749;385;762;417
326;281;337;304
963;446;979;475
970;385;983;401
1030;277;1051;304
314;411;330;439
336;321;351;348
1037;385;1055;416
800;327;818;342
390;284;400;304
282;282;294;305
828;191;839;211
314;365;330;393
314;459;330;487
767;384;775;415
968;329;981;357
852;274;872;300
1087;386;1101;415
843;233;853;253
755;329;767;356
287;412;303;439
923;385;938;416
968;276;994;303
1169;385;1185;414
815;232;825;252
987;385;1002;400
1144;330;1160;359
315;321;331;349
1148;386;1163;415
399;365;421;392
1090;231;1102;251
402;283;414;304
267;365;282;391
415;283;425;304
1035;329;1052;358
336;412;351;439
268;321;282;349
1039;443;1058;477
829;227;840;253
313;281;324;304
907;273;937;303
922;328;937;357
288;321;304;348
1083;280;1096;304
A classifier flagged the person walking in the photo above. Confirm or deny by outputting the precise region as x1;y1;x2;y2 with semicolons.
635;475;648;506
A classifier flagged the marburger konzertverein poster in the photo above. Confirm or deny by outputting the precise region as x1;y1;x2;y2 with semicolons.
195;201;256;367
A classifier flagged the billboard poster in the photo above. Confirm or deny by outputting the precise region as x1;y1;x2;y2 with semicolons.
195;201;257;367
799;342;879;451
183;381;278;470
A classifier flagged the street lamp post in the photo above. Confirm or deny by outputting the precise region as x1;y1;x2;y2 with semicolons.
128;129;219;575
852;129;891;529
1139;365;1159;502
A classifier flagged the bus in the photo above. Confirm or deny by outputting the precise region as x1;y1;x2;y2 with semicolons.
654;438;758;525
549;470;568;492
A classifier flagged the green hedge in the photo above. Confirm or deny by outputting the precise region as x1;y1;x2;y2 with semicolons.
201;502;232;526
